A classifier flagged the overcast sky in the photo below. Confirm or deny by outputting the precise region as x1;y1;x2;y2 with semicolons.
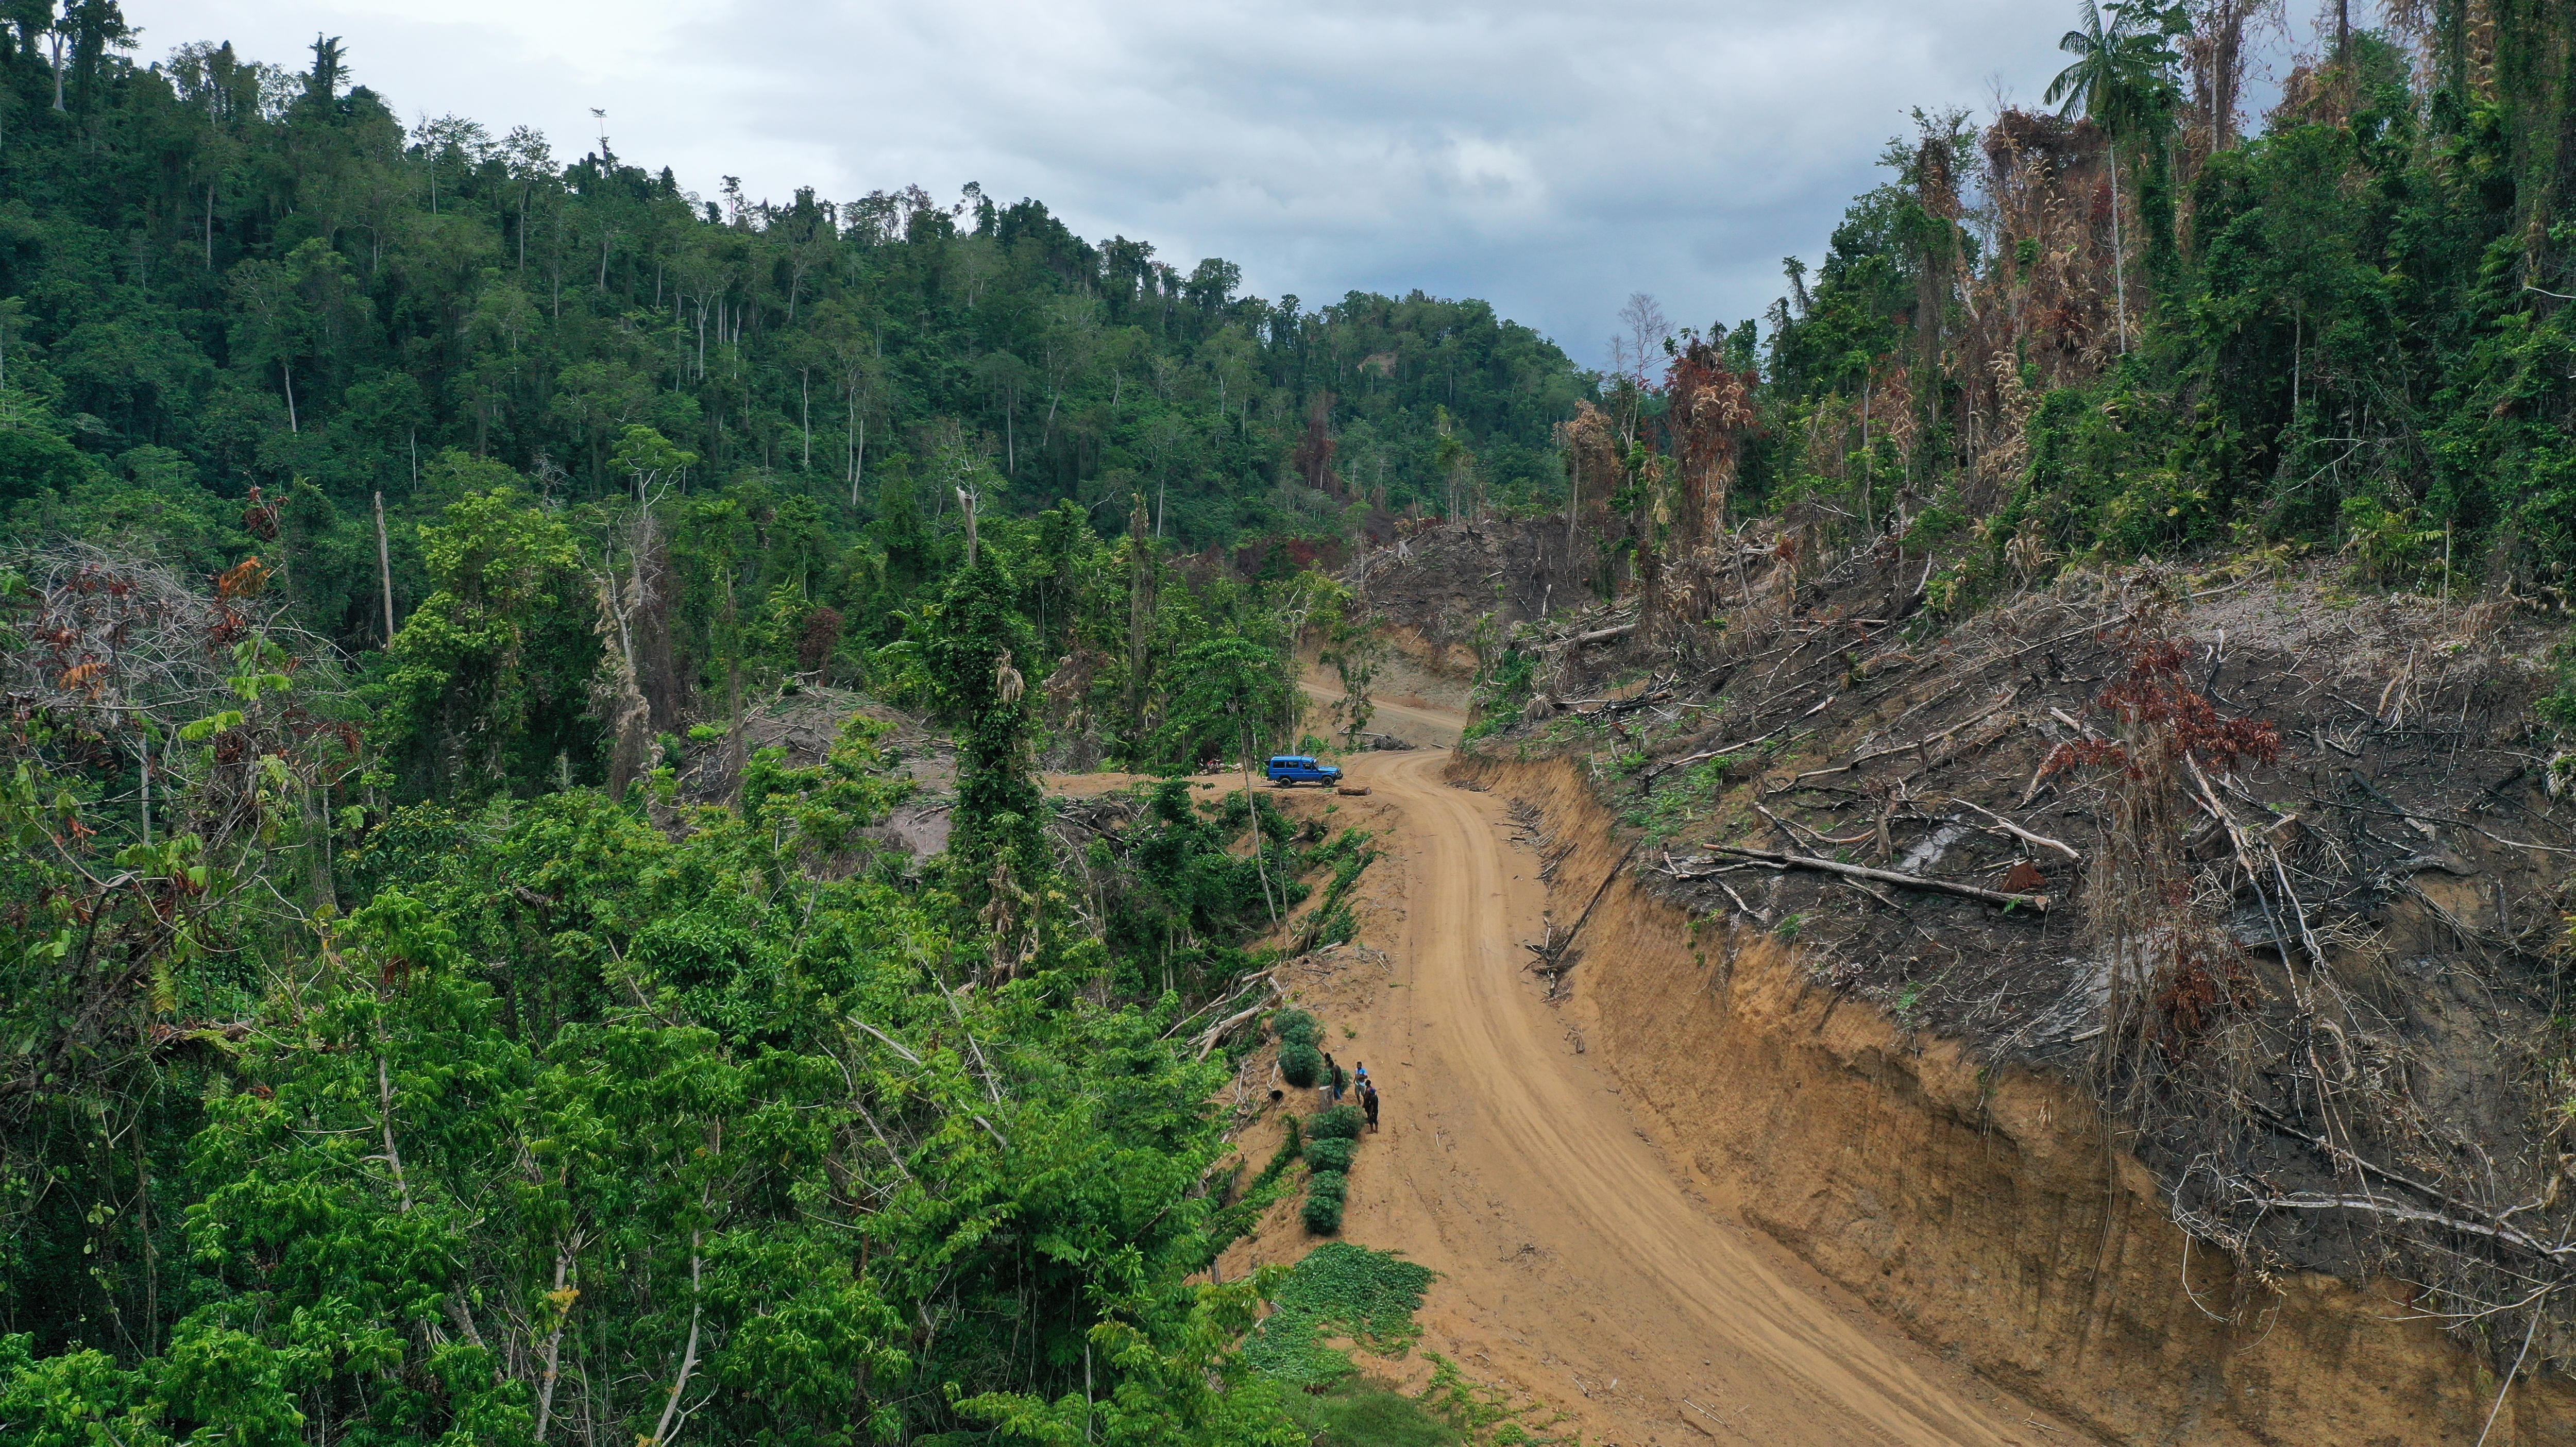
140;0;2326;369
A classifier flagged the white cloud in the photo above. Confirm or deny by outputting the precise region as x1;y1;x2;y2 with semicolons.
137;0;2318;367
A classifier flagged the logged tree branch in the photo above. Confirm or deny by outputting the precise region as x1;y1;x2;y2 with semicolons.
1662;845;2052;911
2250;1192;2575;1262
1542;621;1637;651
1193;974;1286;1061
1952;798;2081;860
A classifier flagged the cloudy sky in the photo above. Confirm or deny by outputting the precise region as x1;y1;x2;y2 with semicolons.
141;0;2322;367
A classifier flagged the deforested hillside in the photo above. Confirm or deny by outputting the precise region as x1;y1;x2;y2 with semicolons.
1342;0;2576;1405
1459;525;2576;1367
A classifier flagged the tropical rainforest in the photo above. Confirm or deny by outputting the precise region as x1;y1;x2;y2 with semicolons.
2;0;2573;1442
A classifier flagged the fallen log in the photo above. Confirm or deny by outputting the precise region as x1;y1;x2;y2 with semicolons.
1953;798;2082;861
1662;844;2053;911
1192;975;1286;1061
1335;784;1371;796
1542;621;1637;651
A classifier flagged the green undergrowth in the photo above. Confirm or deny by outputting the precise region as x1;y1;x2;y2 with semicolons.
1296;829;1383;951
1419;1353;1577;1447
1205;1115;1304;1262
1283;1377;1465;1447
1244;1242;1436;1385
1265;1006;1372;1234
1618;751;1738;843
1245;1244;1571;1447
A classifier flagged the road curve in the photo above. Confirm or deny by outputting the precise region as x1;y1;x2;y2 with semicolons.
1297;678;1466;748
1326;747;2068;1446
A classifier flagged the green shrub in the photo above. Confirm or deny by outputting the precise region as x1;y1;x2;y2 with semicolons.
1242;1241;1437;1382
1275;1009;1320;1047
1303;1136;1357;1172
1282;1376;1462;1447
1303;1170;1348;1234
1309;1104;1364;1140
1281;1040;1324;1088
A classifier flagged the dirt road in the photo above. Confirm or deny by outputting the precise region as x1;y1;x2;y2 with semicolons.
1297;678;1465;748
1260;746;2073;1446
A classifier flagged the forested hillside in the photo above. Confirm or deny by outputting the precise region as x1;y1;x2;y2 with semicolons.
8;0;2576;1441
0;13;1588;786
0;10;1566;1444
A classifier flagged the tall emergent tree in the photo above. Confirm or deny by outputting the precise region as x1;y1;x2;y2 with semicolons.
2045;0;2185;349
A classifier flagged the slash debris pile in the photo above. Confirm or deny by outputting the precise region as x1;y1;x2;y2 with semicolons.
1476;534;2576;1368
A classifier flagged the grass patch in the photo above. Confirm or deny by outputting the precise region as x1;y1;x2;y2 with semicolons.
1619;752;1739;844
1246;1247;1555;1447
1244;1241;1437;1385
1420;1353;1576;1446
1283;1377;1463;1447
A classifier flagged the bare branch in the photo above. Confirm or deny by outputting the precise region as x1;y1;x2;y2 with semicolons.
1662;845;2052;910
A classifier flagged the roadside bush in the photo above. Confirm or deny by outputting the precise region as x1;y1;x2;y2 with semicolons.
1281;1040;1324;1087
1303;1170;1348;1234
1303;1136;1358;1172
1283;1376;1460;1447
1309;1104;1365;1140
1275;1009;1320;1046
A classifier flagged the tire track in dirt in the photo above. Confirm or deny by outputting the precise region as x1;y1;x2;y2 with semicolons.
1320;746;2076;1446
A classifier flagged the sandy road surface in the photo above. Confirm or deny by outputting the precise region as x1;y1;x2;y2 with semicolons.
1297;678;1465;748
1274;747;2073;1447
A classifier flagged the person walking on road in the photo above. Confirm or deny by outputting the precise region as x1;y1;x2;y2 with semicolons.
1362;1082;1380;1133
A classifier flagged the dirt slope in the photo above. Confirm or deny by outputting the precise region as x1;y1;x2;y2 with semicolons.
1222;743;2075;1446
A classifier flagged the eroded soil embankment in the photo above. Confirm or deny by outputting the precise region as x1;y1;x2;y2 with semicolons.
1457;752;2576;1446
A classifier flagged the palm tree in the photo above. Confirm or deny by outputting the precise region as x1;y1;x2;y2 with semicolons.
2046;1;2182;353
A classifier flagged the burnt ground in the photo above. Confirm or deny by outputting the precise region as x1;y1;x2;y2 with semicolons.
1460;537;2576;1368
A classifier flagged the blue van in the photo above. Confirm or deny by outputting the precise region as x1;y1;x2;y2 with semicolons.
1264;755;1342;787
